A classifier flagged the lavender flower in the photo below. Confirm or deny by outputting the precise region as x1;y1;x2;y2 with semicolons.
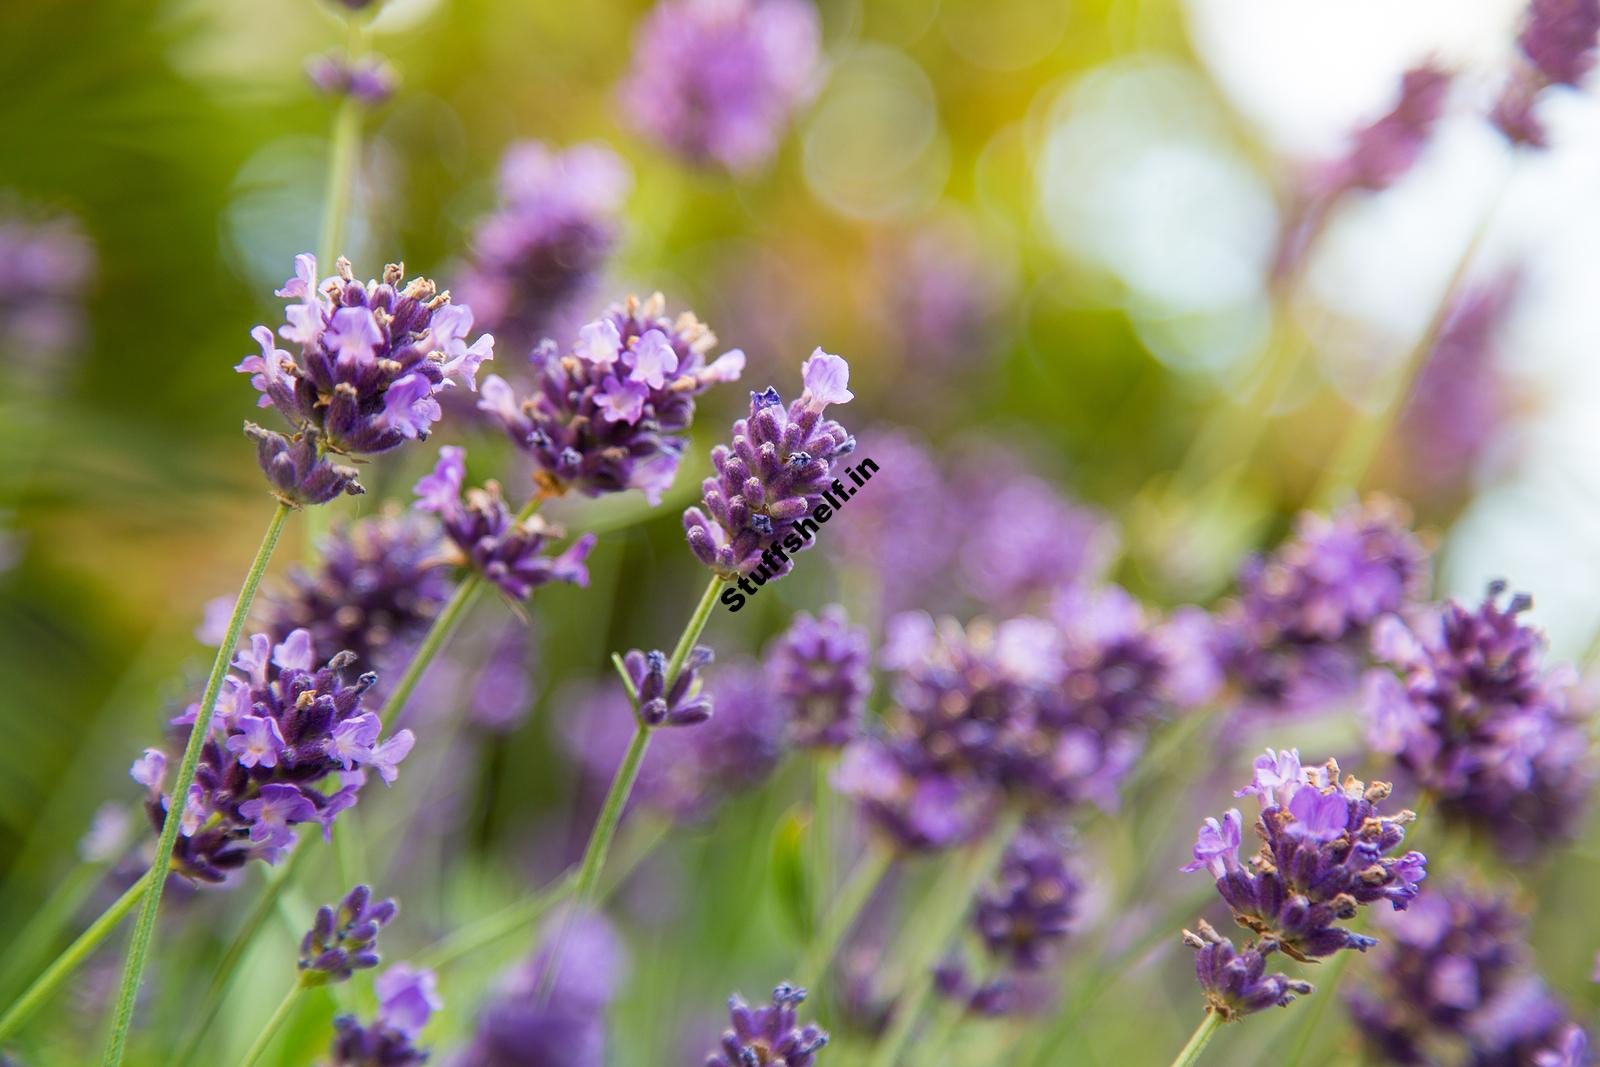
326;964;440;1066
458;142;630;354
621;646;714;727
413;446;595;600
240;254;494;504
263;510;453;679
619;0;822;174
1183;749;1426;962
131;629;413;881
478;294;744;504
973;824;1079;972
450;913;626;1067
1394;274;1520;501
1345;885;1589;1065
1493;0;1600;147
1183;920;1313;1020
306;53;399;106
767;605;871;748
683;350;856;578
1362;583;1596;858
706;983;828;1067
1217;496;1428;714
0;206;95;368
300;884;397;984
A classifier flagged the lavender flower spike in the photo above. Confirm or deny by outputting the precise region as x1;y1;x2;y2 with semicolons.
622;646;714;726
1184;920;1313;1020
707;983;829;1067
300;884;398;984
620;0;823;174
974;824;1080;972
683;350;856;578
413;446;595;600
1184;751;1425;962
479;293;744;504
767;605;871;748
327;963;440;1066
131;629;414;881
459;141;630;353
240;254;493;504
1493;0;1600;147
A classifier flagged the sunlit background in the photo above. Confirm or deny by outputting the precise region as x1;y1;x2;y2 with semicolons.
4;0;1600;1063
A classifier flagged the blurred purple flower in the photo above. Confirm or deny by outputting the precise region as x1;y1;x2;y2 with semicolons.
767;605;871;748
479;294;743;504
619;0;823;174
1362;582;1596;858
0;205;95;369
458;142;630;355
1493;0;1600;147
974;823;1079;973
306;53;398;105
470;623;535;732
327;964;440;1066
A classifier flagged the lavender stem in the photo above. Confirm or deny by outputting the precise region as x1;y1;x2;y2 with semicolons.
1169;1011;1225;1067
795;840;893;992
235;980;305;1067
102;501;292;1067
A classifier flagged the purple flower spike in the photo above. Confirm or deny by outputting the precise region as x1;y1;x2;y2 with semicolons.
306;53;398;106
412;446;595;600
1216;496;1428;715
1185;751;1425;963
682;349;856;578
1328;64;1452;196
326;964;438;1066
239;255;493;502
1493;0;1600;147
619;0;822;174
622;646;714;727
707;983;829;1067
974;824;1080;972
1185;920;1313;1020
458;141;630;353
300;884;397;985
1361;582;1597;858
131;629;412;881
479;293;743;504
767;605;871;748
1350;885;1589;1065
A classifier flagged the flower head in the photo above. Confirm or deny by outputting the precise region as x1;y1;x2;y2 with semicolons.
619;0;822;174
974;824;1080;972
1217;497;1428;714
412;447;595;600
621;646;714;727
767;605;871;748
458;142;630;354
326;964;439;1066
132;630;412;881
1184;920;1314;1020
1493;0;1600;147
479;293;743;504
707;983;829;1067
1362;583;1596;858
1184;750;1426;962
0;206;95;371
300;884;397;984
240;255;493;503
683;350;856;578
306;53;398;106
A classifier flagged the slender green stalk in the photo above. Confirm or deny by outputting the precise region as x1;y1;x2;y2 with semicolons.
416;874;574;972
0;871;152;1042
865;809;1024;1067
172;842;312;1067
538;574;723;1001
811;754;835;931
1169;1012;1225;1067
382;574;488;728
103;502;292;1067
795;842;894;991
316;17;368;270
236;981;305;1067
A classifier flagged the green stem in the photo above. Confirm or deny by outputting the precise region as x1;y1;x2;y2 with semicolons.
795;841;893;992
103;502;292;1067
1169;1012;1224;1067
315;17;368;271
664;573;725;684
236;981;305;1067
416;874;574;972
172;842;312;1067
0;871;152;1042
382;573;487;729
811;754;835;932
865;809;1024;1067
